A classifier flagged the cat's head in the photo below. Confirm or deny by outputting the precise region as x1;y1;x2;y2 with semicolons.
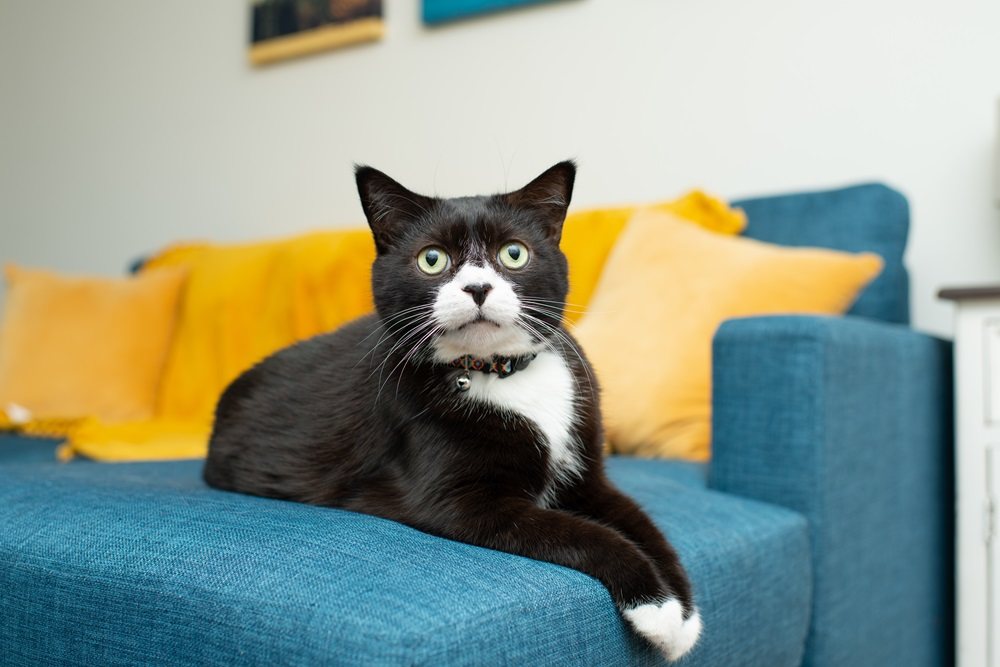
355;161;575;361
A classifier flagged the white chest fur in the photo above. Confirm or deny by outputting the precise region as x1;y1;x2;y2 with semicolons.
462;350;583;503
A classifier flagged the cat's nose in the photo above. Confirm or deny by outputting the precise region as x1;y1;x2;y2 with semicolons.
462;282;493;307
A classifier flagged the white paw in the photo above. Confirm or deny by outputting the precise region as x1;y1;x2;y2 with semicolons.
623;598;702;662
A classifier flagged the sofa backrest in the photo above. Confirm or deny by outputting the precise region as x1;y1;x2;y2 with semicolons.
731;183;910;325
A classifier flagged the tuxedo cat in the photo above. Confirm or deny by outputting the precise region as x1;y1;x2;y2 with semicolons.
203;162;701;661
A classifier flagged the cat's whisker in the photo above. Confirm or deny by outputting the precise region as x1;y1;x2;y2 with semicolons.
517;303;591;318
519;296;590;307
363;304;433;332
519;313;596;395
378;323;442;404
522;304;570;320
371;311;432;346
358;310;436;368
518;301;589;313
518;297;590;310
369;319;437;384
371;304;435;332
520;308;593;320
518;304;590;317
376;318;436;367
514;320;548;349
392;325;444;401
359;318;424;363
520;305;586;332
519;322;595;403
521;313;580;352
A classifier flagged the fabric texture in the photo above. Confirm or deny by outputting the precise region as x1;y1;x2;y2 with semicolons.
709;315;953;667
144;230;378;424
574;209;883;461
0;265;186;422
0;435;62;464
733;182;910;324
0;453;810;667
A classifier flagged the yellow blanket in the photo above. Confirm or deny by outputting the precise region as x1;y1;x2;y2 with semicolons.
3;191;744;461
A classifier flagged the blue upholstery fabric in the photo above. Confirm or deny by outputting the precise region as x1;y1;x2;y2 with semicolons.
0;455;810;666
709;315;953;667
608;456;707;489
732;183;910;324
0;435;62;464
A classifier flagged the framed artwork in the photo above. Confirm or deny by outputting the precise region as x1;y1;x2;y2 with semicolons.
250;0;384;66
423;0;565;24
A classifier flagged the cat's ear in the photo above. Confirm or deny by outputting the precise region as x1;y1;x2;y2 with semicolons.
355;165;434;253
504;160;576;243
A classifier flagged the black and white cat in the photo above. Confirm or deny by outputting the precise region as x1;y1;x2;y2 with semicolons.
203;162;701;661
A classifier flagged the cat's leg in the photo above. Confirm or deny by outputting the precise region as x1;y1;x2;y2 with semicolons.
560;480;702;660
405;500;695;662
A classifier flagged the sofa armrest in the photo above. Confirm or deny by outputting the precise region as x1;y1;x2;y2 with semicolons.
708;315;953;667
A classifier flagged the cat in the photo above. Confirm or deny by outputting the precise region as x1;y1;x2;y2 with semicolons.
203;161;701;661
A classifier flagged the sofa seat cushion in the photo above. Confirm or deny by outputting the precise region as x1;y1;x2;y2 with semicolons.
0;457;810;666
609;455;708;489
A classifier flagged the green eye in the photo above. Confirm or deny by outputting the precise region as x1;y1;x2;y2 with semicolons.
498;242;529;270
417;247;449;275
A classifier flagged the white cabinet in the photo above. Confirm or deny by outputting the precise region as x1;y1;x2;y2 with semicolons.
942;287;1000;667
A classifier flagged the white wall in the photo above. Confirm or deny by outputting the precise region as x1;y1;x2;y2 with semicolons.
1;0;998;337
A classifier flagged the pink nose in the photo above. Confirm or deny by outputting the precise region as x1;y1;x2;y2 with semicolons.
462;283;493;307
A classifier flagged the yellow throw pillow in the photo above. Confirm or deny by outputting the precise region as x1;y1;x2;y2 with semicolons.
573;208;883;461
141;230;377;424
560;191;746;323
0;265;187;422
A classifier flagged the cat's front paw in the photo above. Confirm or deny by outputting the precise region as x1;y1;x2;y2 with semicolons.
623;598;702;662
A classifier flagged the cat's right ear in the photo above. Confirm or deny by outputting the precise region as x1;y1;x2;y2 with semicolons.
355;166;434;253
503;161;576;244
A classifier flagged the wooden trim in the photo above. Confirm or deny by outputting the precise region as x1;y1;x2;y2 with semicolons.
939;285;1000;302
249;18;383;66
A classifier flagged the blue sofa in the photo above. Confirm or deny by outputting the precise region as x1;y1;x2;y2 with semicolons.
0;183;952;666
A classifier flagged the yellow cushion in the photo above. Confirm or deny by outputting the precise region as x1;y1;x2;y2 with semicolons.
0;265;186;422
573;208;884;461
560;191;746;322
64;418;211;462
142;230;377;424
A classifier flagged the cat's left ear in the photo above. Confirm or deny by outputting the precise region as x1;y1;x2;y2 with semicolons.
504;161;576;243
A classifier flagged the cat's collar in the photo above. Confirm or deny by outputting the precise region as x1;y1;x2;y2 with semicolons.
448;352;537;390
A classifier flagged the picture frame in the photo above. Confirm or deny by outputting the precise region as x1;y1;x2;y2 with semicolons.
250;0;384;66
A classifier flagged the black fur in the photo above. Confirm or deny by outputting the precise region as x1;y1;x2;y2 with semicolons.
204;162;695;623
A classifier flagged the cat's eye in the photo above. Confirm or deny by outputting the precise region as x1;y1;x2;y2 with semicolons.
498;242;529;270
416;247;450;275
